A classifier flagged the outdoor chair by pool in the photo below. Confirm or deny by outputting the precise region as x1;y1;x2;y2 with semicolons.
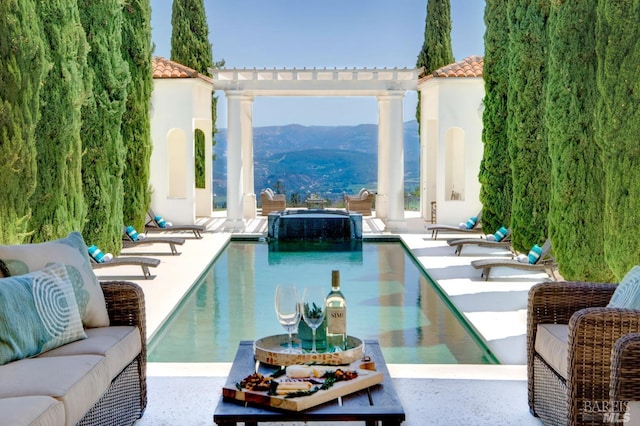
471;238;557;281
344;188;374;216
90;255;160;279
260;188;286;216
426;211;483;239
122;226;185;255
145;208;205;239
528;279;640;425
447;228;514;256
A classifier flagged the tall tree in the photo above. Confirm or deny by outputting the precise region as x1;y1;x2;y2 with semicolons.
0;0;48;244
546;0;611;281
30;0;89;242
79;0;130;253
171;0;217;201
478;0;511;234
595;0;640;280
416;0;454;127
506;0;550;252
121;0;153;231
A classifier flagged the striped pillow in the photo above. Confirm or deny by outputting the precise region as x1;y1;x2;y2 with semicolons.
527;244;543;264
608;266;640;309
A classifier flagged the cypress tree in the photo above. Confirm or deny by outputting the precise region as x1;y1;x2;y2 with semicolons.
506;0;550;252
79;0;130;253
416;0;454;126
478;0;511;234
121;0;153;231
546;0;611;281
171;0;216;201
29;0;89;243
0;0;47;244
595;0;640;280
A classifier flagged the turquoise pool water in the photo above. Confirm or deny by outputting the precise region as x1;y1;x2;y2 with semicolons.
147;240;498;364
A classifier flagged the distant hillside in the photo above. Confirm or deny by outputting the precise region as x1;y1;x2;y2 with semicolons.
213;121;420;202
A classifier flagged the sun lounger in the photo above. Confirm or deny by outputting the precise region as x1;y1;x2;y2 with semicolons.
90;256;160;279
447;229;514;256
471;239;557;281
145;209;205;239
426;211;483;239
123;226;185;255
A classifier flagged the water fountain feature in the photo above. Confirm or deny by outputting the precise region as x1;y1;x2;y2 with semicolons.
267;209;362;241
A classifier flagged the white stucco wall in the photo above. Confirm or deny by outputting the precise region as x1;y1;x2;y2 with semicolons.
419;77;485;225
150;78;213;224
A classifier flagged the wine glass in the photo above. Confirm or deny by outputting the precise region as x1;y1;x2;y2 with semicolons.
274;284;301;353
302;286;326;353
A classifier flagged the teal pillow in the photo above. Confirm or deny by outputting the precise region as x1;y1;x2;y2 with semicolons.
466;216;478;229
0;263;87;365
494;227;508;242
0;231;109;327
527;244;543;264
608;266;640;309
125;225;140;241
154;215;167;228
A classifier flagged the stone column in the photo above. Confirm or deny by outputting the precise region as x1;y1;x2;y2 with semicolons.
224;90;245;231
240;94;256;219
377;90;407;230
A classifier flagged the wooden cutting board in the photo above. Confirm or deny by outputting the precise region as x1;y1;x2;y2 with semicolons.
222;367;384;412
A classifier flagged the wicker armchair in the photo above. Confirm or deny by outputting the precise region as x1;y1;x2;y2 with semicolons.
344;188;374;216
610;333;640;422
260;188;286;216
527;281;640;425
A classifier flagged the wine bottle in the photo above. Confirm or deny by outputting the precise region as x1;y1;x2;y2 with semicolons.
325;270;347;351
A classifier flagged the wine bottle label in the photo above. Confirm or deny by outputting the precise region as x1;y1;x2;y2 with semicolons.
327;307;346;334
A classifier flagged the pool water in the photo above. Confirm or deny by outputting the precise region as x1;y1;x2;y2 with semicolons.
147;240;499;364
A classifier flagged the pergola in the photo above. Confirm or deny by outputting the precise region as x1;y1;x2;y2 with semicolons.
211;66;423;231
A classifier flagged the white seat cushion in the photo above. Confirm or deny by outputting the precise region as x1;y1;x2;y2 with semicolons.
0;355;110;426
535;323;569;379
38;326;141;380
0;396;64;426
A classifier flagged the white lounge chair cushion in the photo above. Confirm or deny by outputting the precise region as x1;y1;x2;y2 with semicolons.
0;396;65;426
535;323;569;379
608;265;640;309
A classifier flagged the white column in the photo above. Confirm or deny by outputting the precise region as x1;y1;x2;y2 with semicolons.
241;95;256;219
377;90;407;231
224;90;245;230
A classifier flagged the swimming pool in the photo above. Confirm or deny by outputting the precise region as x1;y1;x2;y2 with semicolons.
147;240;499;364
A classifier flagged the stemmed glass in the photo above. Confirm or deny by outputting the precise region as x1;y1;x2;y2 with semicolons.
274;284;301;353
302;286;326;353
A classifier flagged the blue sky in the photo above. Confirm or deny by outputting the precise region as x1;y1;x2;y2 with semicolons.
150;0;485;127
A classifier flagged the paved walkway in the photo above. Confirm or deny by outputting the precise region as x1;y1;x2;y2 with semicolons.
96;211;546;425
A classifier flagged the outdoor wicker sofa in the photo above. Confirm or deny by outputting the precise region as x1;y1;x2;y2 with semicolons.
344;188;374;216
260;188;286;216
527;281;640;425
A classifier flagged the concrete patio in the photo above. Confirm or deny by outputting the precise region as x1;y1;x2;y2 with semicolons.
93;211;546;425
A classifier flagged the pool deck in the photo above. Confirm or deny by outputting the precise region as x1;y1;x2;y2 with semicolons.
101;210;545;425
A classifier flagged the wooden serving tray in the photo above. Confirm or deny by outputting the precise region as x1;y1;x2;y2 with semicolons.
222;364;383;412
254;334;365;366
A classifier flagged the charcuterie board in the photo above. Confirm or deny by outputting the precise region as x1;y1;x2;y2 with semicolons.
221;362;383;412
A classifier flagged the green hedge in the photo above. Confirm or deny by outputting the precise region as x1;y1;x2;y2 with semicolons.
478;0;511;234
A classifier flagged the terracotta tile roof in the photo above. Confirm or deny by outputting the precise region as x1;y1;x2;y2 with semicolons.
419;55;483;83
152;56;213;84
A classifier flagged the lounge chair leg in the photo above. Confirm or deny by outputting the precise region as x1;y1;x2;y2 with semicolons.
169;243;177;255
141;265;151;279
455;246;462;256
483;267;491;281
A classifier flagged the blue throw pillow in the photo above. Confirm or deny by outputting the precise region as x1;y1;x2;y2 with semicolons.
0;231;109;327
466;216;478;229
155;215;167;228
0;263;87;365
608;266;640;310
125;225;140;241
527;244;543;264
494;227;508;242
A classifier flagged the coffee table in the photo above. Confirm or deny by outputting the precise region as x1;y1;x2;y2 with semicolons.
213;340;405;425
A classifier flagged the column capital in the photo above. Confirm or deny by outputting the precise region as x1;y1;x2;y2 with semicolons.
225;89;254;101
377;90;406;101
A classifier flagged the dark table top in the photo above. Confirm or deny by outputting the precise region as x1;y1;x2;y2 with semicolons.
213;340;405;425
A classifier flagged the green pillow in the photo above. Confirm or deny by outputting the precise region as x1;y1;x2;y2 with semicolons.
608;266;640;310
0;263;87;365
0;231;109;327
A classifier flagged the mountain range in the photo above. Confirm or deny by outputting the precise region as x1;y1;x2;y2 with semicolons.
212;120;420;202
